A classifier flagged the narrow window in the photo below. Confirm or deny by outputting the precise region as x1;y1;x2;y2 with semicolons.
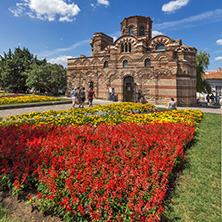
129;43;131;52
139;26;144;36
129;26;134;36
123;60;128;67
121;44;124;52
125;43;128;52
156;43;165;51
104;61;108;68
145;58;151;67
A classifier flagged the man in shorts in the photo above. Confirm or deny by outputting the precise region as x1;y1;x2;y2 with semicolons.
88;87;96;107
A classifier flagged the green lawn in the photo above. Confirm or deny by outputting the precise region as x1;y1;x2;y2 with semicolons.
0;113;221;221
163;113;221;221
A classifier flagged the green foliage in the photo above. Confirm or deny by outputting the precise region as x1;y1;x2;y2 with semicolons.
25;63;66;95
0;46;66;95
196;50;212;93
0;47;38;92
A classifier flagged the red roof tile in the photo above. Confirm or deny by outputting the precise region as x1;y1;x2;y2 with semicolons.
203;70;222;79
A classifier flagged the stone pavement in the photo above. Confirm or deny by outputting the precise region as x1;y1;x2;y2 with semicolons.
0;99;221;117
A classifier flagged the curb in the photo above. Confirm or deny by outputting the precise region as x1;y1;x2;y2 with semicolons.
0;100;71;110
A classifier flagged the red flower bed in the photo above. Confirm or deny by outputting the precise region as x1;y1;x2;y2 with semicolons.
0;122;195;221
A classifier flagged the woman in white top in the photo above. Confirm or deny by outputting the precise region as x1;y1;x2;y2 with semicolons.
168;98;177;110
71;87;78;108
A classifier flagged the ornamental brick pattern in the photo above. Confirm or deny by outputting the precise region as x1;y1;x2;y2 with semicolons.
67;15;197;106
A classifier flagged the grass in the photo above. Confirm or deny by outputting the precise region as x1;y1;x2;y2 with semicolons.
163;113;221;221
0;112;221;221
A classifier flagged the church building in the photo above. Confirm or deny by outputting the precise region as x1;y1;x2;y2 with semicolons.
67;15;197;106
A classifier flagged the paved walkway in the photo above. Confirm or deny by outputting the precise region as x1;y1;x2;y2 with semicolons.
0;99;221;117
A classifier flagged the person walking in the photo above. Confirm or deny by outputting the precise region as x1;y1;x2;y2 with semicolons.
135;90;142;103
71;87;78;108
216;95;220;107
206;94;210;104
88;87;96;107
210;94;214;104
168;98;177;110
76;87;81;105
79;87;86;108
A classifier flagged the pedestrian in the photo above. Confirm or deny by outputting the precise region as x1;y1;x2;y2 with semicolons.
206;94;210;103
135;90;141;103
71;87;78;108
168;98;177;110
210;94;214;104
88;87;96;107
76;86;81;105
216;95;220;106
79;87;86;108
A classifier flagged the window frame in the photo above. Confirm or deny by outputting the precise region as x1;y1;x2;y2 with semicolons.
123;60;128;68
145;58;151;67
129;26;134;36
139;26;144;36
155;43;165;51
104;61;108;68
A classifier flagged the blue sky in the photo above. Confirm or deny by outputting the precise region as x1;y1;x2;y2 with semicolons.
0;0;222;70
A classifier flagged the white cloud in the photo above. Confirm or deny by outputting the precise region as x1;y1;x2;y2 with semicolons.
152;30;164;37
98;0;110;6
215;56;222;61
154;9;222;30
162;0;189;13
9;0;80;22
90;3;96;9
216;39;222;45
48;55;72;66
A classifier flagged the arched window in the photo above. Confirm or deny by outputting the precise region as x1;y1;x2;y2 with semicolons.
123;60;128;67
145;58;151;67
129;43;131;52
155;43;165;51
121;44;124;52
125;43;128;52
139;26;144;36
129;26;134;36
104;61;108;68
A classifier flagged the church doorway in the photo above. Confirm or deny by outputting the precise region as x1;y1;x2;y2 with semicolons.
123;76;134;102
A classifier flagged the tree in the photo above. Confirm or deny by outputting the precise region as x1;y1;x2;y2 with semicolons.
25;63;66;95
196;50;211;93
0;47;39;92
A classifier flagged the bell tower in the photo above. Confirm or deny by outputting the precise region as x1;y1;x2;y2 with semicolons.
120;15;153;41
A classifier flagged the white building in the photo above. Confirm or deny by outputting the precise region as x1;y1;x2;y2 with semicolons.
204;68;222;96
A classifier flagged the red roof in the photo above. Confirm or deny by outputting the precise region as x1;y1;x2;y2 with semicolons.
203;69;222;80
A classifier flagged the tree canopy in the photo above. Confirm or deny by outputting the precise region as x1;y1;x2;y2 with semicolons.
0;46;66;95
196;50;211;94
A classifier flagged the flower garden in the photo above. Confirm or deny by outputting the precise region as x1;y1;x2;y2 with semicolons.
0;102;204;221
0;94;61;105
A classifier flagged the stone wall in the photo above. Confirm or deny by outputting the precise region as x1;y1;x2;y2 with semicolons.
67;15;197;107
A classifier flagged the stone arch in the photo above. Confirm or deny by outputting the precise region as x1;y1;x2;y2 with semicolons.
115;36;137;52
72;59;81;67
155;53;171;61
123;75;135;102
119;55;132;63
121;70;135;79
148;35;174;51
92;58;100;68
154;68;172;78
82;58;91;68
141;54;155;61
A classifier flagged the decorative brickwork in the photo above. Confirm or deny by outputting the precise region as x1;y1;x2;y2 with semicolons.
67;15;197;106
